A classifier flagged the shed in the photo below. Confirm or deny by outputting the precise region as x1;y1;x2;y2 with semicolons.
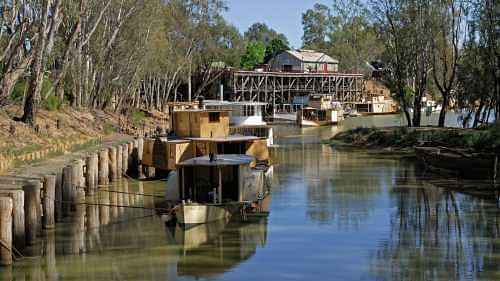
269;49;339;73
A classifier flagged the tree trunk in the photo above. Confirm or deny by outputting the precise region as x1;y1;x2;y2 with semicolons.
413;94;422;127
21;0;51;127
438;94;449;127
473;101;484;128
399;88;412;127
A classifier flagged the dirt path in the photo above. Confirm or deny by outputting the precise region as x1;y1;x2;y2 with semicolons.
7;133;135;178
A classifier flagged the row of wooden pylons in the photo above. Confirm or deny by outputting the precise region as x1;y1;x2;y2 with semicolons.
0;137;149;266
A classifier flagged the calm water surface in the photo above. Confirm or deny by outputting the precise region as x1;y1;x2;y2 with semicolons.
3;119;500;280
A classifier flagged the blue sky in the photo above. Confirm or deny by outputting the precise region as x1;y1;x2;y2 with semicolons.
223;0;332;49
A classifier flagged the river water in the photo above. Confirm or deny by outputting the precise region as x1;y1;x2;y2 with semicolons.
3;116;500;280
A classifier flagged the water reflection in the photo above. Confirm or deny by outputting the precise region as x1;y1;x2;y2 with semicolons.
371;159;500;281
2;124;500;281
170;219;268;279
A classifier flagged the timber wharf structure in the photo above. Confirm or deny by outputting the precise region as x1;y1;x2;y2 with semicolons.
229;70;368;108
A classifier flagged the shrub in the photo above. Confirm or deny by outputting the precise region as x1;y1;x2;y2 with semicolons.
11;80;28;102
103;123;117;135
43;95;61;111
131;110;145;127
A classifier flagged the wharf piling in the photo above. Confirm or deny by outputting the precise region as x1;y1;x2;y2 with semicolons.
0;197;13;266
0;137;151;266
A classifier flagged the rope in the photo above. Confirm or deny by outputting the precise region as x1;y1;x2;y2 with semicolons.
96;188;164;199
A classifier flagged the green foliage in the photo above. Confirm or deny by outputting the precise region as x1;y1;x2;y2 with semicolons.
264;38;289;62
244;23;289;46
103;123;117;135
11;80;28;102
42;95;61;111
131;110;145;127
240;42;266;70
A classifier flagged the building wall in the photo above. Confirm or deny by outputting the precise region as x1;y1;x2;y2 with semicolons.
270;52;303;72
270;52;338;73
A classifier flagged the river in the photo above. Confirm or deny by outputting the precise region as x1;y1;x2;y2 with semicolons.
3;117;500;280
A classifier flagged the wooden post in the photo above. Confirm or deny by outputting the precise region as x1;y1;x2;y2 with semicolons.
43;175;56;229
117;145;123;179
122;144;129;176
98;148;109;186
86;196;99;230
122;180;130;207
0;189;23;250
109;183;118;220
55;172;63;222
23;182;39;245
137;138;145;179
71;189;86;255
0;197;12;266
99;190;110;226
108;146;117;182
62;166;73;216
70;162;83;212
128;142;134;172
86;153;98;195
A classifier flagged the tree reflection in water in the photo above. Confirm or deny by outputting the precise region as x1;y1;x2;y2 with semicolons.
371;160;500;280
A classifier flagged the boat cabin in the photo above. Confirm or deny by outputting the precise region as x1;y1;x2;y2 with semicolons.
142;136;269;170
204;101;267;126
171;109;231;138
297;107;340;127
205;101;274;146
175;155;264;205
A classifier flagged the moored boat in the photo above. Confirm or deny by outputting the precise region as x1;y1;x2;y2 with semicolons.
173;154;271;225
415;146;496;179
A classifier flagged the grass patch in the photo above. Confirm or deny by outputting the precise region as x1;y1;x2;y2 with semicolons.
131;110;145;127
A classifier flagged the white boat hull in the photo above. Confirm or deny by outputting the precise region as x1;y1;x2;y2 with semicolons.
177;204;234;225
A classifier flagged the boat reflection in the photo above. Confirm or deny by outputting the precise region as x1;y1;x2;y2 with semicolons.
168;218;268;279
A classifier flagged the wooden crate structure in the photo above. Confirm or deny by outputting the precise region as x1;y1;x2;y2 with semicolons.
167;140;194;170
172;110;230;138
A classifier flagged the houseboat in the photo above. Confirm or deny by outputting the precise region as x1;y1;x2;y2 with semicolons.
296;94;343;127
141;107;273;226
170;154;270;225
204;100;274;146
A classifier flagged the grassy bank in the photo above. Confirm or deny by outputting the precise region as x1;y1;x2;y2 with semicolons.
0;105;168;171
330;125;500;152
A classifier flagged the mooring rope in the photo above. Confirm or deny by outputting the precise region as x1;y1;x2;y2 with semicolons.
96;188;164;199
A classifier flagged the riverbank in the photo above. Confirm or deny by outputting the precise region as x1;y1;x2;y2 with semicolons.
0;105;168;173
330;125;500;154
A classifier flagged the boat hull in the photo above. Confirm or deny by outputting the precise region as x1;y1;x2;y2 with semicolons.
177;204;235;225
415;147;495;179
298;119;337;127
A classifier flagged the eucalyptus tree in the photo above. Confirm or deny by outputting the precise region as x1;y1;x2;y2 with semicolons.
0;0;39;106
429;0;467;127
475;0;500;122
244;22;289;47
302;3;332;50
370;0;415;127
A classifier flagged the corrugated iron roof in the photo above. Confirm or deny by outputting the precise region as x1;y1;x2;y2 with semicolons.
286;49;339;64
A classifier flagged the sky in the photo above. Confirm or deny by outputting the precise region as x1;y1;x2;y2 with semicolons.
223;0;332;49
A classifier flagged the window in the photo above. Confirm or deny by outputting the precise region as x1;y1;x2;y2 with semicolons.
209;112;220;123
